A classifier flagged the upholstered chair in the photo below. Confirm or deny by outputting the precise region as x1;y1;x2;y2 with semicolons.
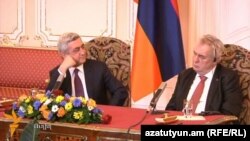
220;44;250;124
0;47;61;99
84;37;131;106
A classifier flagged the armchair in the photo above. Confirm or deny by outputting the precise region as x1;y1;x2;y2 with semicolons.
220;44;250;124
84;37;131;106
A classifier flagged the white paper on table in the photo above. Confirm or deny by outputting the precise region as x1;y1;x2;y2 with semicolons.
177;115;205;120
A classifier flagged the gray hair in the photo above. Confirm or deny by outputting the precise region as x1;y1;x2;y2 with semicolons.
200;34;224;62
57;32;81;53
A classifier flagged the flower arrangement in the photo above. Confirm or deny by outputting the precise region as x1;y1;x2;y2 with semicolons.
10;90;111;124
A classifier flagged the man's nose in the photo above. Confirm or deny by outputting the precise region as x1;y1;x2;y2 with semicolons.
79;48;86;54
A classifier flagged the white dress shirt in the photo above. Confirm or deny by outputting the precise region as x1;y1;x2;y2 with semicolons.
186;66;216;113
69;65;89;99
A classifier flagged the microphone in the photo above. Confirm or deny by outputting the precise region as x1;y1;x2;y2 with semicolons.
126;82;167;140
147;82;167;114
51;74;64;92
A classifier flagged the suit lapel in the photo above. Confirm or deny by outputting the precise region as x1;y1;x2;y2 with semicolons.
63;70;72;95
205;65;221;110
183;70;196;99
83;60;92;98
175;69;196;109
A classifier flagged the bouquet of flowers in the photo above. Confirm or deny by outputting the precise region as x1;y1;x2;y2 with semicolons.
11;90;111;124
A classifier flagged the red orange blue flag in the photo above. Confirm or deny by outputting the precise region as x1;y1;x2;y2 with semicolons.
131;0;185;102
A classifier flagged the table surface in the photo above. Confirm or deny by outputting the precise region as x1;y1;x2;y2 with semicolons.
0;104;238;141
0;104;238;134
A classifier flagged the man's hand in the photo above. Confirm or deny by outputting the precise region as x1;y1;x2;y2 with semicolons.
58;55;76;74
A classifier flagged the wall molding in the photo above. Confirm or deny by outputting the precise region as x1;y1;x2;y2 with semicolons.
35;0;116;47
0;0;25;46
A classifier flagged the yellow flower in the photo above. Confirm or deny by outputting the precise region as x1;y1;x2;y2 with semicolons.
73;111;83;119
25;97;31;103
81;97;87;105
65;102;73;111
40;96;47;103
55;95;64;103
27;105;33;114
35;93;45;100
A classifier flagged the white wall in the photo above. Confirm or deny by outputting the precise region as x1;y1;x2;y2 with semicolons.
188;0;250;66
0;0;134;47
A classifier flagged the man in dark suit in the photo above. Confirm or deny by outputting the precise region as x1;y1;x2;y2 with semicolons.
46;32;128;106
166;34;242;117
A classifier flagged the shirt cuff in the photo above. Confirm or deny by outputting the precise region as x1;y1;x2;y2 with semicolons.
57;69;66;78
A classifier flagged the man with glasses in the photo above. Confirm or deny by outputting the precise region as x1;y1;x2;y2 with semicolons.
46;32;128;106
166;34;242;117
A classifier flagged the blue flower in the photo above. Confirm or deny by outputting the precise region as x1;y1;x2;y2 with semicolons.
48;112;54;120
12;102;18;110
17;109;25;118
92;108;102;114
73;99;82;107
33;100;42;110
46;90;52;97
64;93;70;99
60;100;67;106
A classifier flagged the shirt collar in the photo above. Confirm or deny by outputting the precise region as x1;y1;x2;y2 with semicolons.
196;66;217;79
69;64;84;76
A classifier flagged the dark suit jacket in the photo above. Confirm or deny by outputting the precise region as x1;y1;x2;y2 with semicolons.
166;64;242;117
46;59;128;106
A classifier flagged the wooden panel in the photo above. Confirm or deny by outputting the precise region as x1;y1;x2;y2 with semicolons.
0;120;140;141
